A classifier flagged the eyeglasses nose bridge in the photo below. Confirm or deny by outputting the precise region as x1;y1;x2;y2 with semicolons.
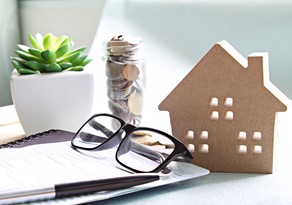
121;124;136;136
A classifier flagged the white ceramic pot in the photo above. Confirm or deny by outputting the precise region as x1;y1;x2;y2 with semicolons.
10;70;94;136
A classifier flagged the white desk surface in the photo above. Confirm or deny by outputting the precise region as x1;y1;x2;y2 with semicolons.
86;0;292;204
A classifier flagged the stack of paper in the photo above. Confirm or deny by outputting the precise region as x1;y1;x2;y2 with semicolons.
0;141;209;204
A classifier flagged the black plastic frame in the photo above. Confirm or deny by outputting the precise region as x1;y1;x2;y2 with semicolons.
71;113;193;173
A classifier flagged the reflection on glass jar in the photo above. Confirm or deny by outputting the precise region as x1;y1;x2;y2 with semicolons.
103;35;146;125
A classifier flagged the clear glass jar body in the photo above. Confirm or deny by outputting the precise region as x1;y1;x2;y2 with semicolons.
104;35;145;125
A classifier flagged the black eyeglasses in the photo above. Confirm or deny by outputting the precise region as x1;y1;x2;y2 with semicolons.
71;113;193;173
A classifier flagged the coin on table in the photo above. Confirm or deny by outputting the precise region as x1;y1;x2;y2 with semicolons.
128;91;143;115
132;132;158;145
123;64;140;81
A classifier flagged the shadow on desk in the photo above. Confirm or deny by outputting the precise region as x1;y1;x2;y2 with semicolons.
86;170;291;205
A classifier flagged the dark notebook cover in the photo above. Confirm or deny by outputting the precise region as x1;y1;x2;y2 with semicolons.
0;129;75;148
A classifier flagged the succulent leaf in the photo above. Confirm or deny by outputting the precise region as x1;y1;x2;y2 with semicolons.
55;45;69;58
43;33;55;51
41;50;56;63
79;58;92;66
64;47;86;57
54;35;68;49
68;66;84;71
28;48;42;58
59;62;72;70
60;38;74;51
12;59;26;71
45;63;62;72
12;60;38;74
18;68;38;75
72;55;88;66
12;33;91;74
58;51;81;63
35;33;44;50
15;50;42;62
28;34;43;50
17;44;30;52
25;61;46;71
12;57;27;65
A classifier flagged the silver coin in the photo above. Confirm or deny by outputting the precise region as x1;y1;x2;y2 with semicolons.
128;90;144;115
105;34;145;125
106;60;125;80
107;78;129;90
107;82;132;100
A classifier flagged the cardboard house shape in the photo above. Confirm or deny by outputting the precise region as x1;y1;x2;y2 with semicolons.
159;40;288;173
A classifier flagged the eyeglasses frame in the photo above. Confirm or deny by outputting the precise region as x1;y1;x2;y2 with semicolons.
71;113;193;173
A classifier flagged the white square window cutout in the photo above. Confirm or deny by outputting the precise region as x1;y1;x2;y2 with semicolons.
253;145;262;154
211;111;219;120
238;131;247;140
224;97;233;107
225;111;233;120
187;144;195;153
210;97;218;106
199;144;209;153
237;145;247;154
253;132;262;141
185;130;194;140
200;131;208;140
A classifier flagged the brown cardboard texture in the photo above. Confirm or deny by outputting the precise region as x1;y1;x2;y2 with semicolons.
159;40;289;173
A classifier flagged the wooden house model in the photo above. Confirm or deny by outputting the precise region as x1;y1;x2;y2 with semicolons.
159;40;288;173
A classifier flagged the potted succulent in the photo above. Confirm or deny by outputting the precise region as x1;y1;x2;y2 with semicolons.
10;33;94;135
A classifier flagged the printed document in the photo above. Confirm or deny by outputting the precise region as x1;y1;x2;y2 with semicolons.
0;141;209;204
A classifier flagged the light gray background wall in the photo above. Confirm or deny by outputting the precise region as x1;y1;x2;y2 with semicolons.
0;0;20;106
123;0;292;100
19;0;105;52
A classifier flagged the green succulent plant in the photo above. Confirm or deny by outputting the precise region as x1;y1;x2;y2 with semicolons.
11;33;92;75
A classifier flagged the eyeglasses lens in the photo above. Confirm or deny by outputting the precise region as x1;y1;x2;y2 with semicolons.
117;130;175;172
72;115;122;149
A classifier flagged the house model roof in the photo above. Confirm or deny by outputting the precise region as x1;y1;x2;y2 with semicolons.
159;40;288;173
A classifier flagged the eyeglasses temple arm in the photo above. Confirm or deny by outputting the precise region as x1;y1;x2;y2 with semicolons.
130;142;166;163
89;120;114;137
79;132;108;143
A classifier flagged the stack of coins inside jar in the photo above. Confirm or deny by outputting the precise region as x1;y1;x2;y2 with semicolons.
104;35;145;125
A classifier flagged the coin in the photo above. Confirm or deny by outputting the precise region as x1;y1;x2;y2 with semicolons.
105;60;125;80
123;64;140;81
107;78;128;90
105;34;145;125
128;90;143;115
108;36;128;47
107;80;133;100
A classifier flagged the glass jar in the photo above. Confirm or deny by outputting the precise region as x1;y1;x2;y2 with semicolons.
103;35;145;125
